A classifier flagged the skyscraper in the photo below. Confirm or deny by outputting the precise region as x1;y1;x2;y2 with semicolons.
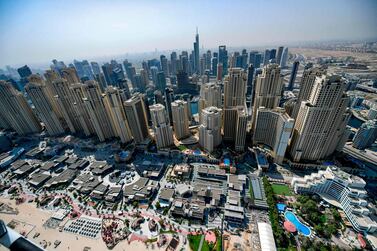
263;49;270;65
164;88;175;125
252;64;283;125
246;64;255;97
25;75;65;136
61;67;80;84
198;82;222;113
288;60;300;91
103;86;133;144
280;47;288;68
291;67;325;119
223;68;248;151
82;80;115;141
52;79;81;133
17;65;32;79
289;75;350;162
269;49;277;62
124;93;150;143
234;107;248;152
219;45;228;76
199;106;222;152
193;28;200;74
276;46;284;65
160;55;169;77
0;80;41;135
149;104;174;149
91;62;101;76
217;63;223;81
353;120;377;150
211;57;218;76
253;107;294;164
156;71;167;91
70;83;95;136
171;100;190;140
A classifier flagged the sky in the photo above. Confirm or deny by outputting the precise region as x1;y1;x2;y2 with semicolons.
0;0;376;68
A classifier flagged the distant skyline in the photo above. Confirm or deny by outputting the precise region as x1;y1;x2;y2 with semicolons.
1;0;377;68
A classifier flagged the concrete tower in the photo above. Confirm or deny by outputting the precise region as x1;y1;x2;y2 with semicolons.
0;80;41;135
222;68;248;151
149;104;174;149
25;76;65;136
198;82;222;113
103;86;133;143
289;75;350;162
199;106;222;152
253;107;294;164
252;64;283;126
124;93;150;143
171;100;190;140
82;80;115;141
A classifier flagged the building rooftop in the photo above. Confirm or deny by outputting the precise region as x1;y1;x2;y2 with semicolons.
28;172;51;186
44;169;77;188
159;188;175;202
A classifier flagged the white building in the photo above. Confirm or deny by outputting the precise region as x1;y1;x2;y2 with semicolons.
171;100;190;140
258;222;277;251
291;166;377;233
199;106;222;152
149;103;174;149
253;107;294;164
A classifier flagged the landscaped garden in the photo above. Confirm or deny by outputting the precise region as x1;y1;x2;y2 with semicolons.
271;183;292;196
294;195;342;239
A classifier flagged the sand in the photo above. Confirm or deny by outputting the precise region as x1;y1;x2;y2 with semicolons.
0;197;185;251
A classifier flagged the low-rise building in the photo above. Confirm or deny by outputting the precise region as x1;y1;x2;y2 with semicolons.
158;188;175;206
90;161;113;176
170;198;206;221
291;166;377;233
105;186;123;202
72;173;101;195
123;177;159;203
171;163;191;179
90;183;109;200
197;165;227;180
44;169;77;189
28;172;51;188
14;163;36;178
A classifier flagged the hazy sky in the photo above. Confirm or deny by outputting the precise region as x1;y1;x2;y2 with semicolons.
1;0;376;67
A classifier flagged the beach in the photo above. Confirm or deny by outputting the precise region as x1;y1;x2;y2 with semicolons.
0;197;184;251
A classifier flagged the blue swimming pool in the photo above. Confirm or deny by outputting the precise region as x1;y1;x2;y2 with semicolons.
285;211;311;236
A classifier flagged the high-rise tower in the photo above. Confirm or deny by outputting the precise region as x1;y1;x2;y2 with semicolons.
171;100;190;140
199;106;222;152
149;104;174;149
253;107;294;164
198;82;222;113
193;27;200;74
25;75;65;136
0;80;41;135
288;61;300;91
82;80;115;141
289;75;350;161
124;93;150;143
252;64;283;126
103;86;133;144
222;68;248;151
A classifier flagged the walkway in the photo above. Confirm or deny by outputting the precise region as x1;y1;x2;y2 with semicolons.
197;234;205;251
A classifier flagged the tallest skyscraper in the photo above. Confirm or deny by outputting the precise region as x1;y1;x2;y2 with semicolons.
193;27;200;74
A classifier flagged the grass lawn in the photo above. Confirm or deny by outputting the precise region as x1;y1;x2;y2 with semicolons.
271;184;292;196
188;234;203;251
177;145;188;151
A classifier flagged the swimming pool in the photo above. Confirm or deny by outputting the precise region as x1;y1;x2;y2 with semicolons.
285;211;311;236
